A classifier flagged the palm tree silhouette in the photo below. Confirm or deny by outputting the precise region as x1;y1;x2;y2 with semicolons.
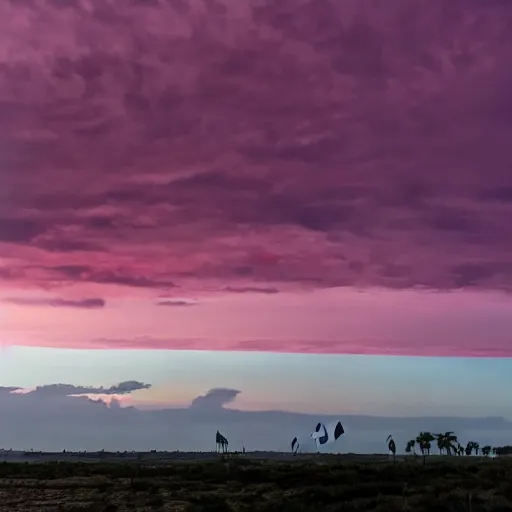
446;432;459;455
407;431;493;459
465;441;476;456
435;434;443;455
482;445;492;457
435;432;458;456
416;432;435;465
386;435;396;463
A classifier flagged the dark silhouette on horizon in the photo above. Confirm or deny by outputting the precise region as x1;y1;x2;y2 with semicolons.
216;431;229;454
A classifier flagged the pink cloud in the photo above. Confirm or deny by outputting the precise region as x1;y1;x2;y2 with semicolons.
2;296;105;309
1;0;512;358
1;0;512;296
6;335;512;359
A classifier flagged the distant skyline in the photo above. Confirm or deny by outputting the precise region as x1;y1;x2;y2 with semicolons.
1;0;512;447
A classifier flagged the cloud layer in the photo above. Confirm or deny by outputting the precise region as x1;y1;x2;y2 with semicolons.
2;297;105;309
19;381;152;397
0;381;510;453
23;335;510;358
1;0;512;298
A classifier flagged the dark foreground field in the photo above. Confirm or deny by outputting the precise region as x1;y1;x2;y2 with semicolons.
1;456;512;511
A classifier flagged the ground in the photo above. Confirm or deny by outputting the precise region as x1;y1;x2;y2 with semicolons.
0;454;511;511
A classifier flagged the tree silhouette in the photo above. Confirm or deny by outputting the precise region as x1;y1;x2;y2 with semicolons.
445;432;459;455
435;432;458;456
386;435;396;463
405;439;416;455
407;432;498;461
435;434;444;455
465;441;477;456
416;432;435;465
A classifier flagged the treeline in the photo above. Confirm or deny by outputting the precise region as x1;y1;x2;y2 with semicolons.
388;431;512;461
495;445;512;456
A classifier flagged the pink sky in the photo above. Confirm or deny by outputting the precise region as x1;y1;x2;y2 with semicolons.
2;0;512;358
3;285;512;357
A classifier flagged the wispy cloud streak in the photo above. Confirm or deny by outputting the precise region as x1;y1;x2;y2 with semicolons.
3;297;105;309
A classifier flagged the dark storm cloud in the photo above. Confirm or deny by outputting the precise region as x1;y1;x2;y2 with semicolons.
1;0;512;293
